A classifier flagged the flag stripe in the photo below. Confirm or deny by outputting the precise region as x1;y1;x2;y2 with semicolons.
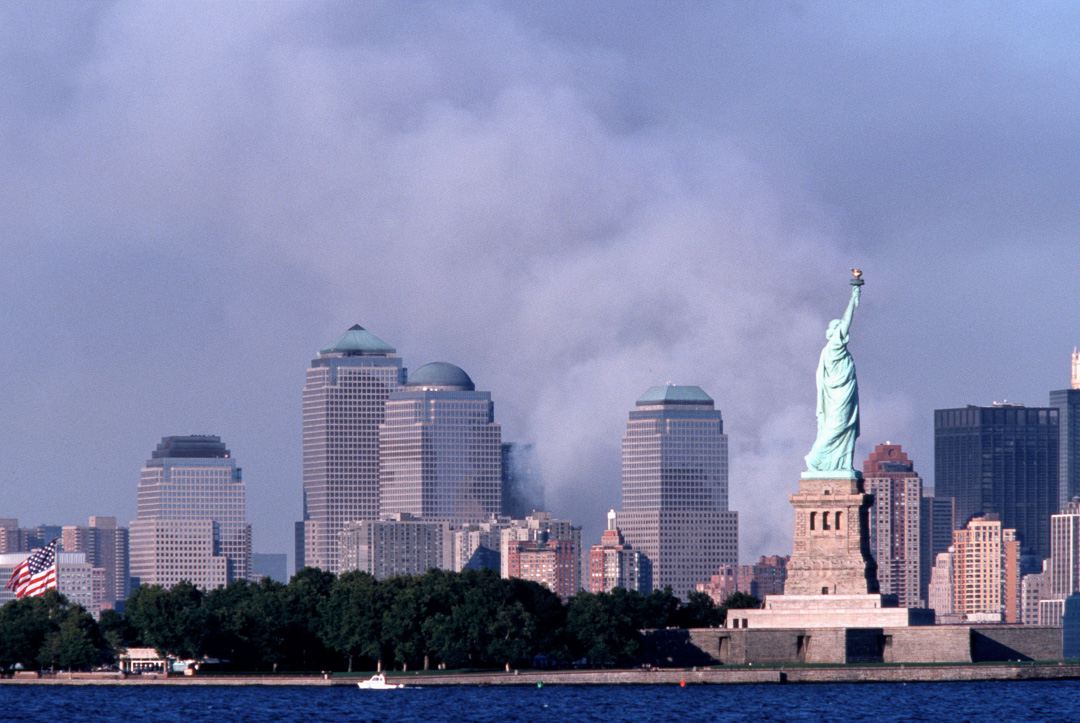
7;539;58;600
6;560;29;591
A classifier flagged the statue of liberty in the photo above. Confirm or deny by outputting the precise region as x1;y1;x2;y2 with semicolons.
804;270;863;475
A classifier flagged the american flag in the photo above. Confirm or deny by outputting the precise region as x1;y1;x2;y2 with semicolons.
5;538;58;599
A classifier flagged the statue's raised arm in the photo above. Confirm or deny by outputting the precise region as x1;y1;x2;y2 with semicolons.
835;282;860;339
804;271;864;476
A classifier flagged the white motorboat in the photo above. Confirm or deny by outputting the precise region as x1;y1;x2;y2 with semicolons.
357;673;404;690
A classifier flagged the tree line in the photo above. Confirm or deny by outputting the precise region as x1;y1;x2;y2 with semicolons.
0;567;758;673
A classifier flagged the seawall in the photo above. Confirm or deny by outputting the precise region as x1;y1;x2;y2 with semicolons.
3;663;1080;686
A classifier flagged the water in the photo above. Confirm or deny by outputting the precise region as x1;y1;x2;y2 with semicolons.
1;681;1077;722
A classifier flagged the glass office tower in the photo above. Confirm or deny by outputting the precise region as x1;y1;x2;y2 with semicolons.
378;362;502;524
130;435;250;588
616;385;738;600
297;324;406;574
935;404;1059;561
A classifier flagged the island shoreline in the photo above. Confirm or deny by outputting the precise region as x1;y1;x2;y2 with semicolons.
4;663;1080;686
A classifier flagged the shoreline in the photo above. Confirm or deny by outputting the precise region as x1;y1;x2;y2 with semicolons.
4;663;1080;686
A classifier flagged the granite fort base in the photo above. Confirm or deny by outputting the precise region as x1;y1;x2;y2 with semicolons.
739;473;934;629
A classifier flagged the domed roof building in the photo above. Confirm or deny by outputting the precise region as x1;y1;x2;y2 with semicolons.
407;362;475;391
298;323;406;574
380;361;501;524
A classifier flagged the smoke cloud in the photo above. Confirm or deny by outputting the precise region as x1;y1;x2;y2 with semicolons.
3;3;1080;564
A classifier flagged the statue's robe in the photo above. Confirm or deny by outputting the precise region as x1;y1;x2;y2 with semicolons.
804;326;859;472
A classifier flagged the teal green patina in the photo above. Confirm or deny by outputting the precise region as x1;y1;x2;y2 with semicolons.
636;385;714;406
408;361;476;390
804;277;862;477
319;324;396;355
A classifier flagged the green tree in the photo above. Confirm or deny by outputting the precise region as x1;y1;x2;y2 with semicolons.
98;608;136;653
204;579;291;671
721;591;760;610
0;592;110;672
38;604;108;671
241;578;292;671
282;567;342;671
0;592;66;670
565;589;643;666
675;591;725;628
504;576;566;660
125;581;207;659
320;571;384;671
640;587;681;629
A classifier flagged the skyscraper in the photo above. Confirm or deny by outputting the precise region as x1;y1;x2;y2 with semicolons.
863;443;922;607
501;443;544;519
62;516;129;611
297;324;406;574
1049;349;1080;512
935;404;1059;561
378;362;502;524
129;435;250;589
616;385;738;599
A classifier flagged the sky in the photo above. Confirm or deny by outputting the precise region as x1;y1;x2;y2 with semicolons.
3;1;1080;569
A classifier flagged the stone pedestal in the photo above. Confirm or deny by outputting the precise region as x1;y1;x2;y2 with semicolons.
733;472;933;630
734;594;934;629
784;473;879;595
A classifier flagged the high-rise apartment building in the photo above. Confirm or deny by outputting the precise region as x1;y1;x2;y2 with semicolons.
935;404;1059;560
297;324;406;574
0;520;62;553
616;385;738;600
863;443;922;607
1051;498;1080;599
508;534;578;601
0;519;34;554
379;362;501;524
338;513;451;580
130;435;251;589
1010;500;1080;626
588;510;650;594
951;514;1022;623
62;516;129;610
739;555;789;599
451;515;512;573
1050;350;1080;512
500;512;581;592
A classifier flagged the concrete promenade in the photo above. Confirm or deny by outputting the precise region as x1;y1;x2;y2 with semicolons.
4;663;1080;686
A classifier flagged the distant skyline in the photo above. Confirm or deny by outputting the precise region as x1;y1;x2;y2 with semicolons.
4;3;1080;566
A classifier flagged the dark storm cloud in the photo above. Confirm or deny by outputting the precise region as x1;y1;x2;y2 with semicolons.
2;1;1078;562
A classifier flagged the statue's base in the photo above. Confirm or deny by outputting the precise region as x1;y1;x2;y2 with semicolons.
729;595;935;629
801;470;862;480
